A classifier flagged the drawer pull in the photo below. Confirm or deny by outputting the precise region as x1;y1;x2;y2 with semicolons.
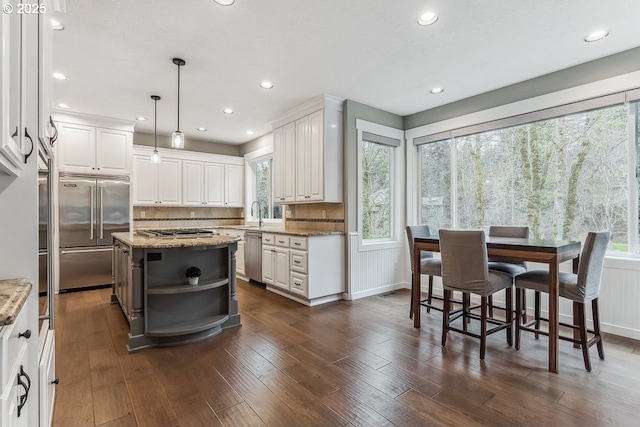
294;260;301;264
52;378;60;385
17;365;31;417
18;329;31;339
294;282;301;286
293;242;301;246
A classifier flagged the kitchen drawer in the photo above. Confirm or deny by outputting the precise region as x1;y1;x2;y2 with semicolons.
290;249;308;273
275;235;290;247
262;233;275;245
290;236;308;250
290;272;308;297
0;304;31;387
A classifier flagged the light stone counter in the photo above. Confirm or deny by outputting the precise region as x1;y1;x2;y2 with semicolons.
0;278;32;326
112;232;237;248
219;225;344;237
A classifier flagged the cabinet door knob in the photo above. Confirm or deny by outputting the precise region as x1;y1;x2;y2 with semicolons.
18;329;31;339
51;379;60;385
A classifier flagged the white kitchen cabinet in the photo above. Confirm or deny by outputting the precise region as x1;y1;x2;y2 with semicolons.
271;95;343;204
261;233;345;305
205;163;224;205
132;151;182;206
56;116;133;175
273;122;296;203
1;287;38;427
182;161;205;206
224;164;244;207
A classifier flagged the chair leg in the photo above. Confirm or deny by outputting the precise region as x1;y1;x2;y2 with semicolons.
488;295;494;317
592;298;605;360
505;288;513;347
462;293;469;332
515;288;522;350
480;296;488;360
521;289;527;324
409;270;414;319
575;301;592;372
534;291;541;340
427;275;434;313
441;290;450;347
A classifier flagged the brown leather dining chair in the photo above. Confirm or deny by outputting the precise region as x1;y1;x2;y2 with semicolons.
406;225;442;318
439;229;513;360
487;226;530;320
514;231;609;371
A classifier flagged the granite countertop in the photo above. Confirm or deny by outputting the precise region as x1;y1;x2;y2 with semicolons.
0;278;32;326
112;232;238;248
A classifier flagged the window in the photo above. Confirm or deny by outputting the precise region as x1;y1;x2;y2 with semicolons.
248;155;282;221
357;120;404;248
417;97;639;255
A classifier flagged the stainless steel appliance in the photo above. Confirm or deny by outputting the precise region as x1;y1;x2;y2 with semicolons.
138;228;217;238
244;230;263;284
59;173;130;291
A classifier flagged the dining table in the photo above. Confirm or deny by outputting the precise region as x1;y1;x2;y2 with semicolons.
412;234;581;373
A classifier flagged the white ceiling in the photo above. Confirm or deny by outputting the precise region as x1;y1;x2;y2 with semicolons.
53;0;640;145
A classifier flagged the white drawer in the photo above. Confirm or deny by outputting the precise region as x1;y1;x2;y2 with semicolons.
0;304;31;387
275;235;290;248
289;237;308;250
290;249;308;273
290;272;308;297
262;233;275;245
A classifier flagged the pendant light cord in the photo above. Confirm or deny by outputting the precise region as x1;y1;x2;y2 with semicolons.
177;63;181;132
154;97;158;149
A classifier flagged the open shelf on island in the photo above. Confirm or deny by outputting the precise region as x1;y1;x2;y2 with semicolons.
145;314;230;337
147;278;229;295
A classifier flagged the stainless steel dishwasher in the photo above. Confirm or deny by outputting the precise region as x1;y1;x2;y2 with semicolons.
244;230;263;284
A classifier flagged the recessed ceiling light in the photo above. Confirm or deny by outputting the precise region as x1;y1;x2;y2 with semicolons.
246;130;255;136
50;19;64;30
430;87;444;94
223;108;234;115
197;127;207;132
136;116;146;121
259;81;273;89
57;103;71;109
417;12;438;26
52;72;68;80
214;0;235;5
584;30;610;42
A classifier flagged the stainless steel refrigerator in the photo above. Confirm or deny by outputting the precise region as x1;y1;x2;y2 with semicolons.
59;173;130;291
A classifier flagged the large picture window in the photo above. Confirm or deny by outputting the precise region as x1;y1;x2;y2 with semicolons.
418;99;638;255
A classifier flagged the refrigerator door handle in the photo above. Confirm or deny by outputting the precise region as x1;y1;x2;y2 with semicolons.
90;185;95;240
60;248;113;255
99;185;104;239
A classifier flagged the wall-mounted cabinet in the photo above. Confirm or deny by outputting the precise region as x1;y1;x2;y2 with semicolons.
56;122;132;175
132;153;182;206
133;145;243;208
272;95;344;204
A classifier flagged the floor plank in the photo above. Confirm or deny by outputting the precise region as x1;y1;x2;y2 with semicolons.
52;282;640;426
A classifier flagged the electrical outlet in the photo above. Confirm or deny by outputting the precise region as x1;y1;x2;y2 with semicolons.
140;211;145;219
394;261;398;270
190;211;195;218
321;210;326;218
286;210;292;218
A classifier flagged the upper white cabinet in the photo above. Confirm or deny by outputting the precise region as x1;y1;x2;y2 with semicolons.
55;114;134;175
0;1;41;176
134;145;243;207
272;95;343;204
132;148;182;206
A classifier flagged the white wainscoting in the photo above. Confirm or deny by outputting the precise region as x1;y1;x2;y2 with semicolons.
419;257;640;340
345;232;408;300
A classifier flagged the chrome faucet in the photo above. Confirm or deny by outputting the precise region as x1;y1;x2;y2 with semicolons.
250;200;263;228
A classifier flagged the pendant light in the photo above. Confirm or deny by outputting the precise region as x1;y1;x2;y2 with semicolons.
171;57;186;149
151;95;161;163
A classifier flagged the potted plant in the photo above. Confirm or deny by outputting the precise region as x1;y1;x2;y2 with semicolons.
185;266;201;285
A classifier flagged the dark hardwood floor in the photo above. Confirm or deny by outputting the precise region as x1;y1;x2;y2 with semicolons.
52;280;640;426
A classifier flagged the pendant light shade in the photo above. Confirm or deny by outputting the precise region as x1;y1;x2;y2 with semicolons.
171;58;186;149
151;95;161;163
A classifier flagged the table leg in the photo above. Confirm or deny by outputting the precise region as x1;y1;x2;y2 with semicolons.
413;245;421;328
548;257;559;373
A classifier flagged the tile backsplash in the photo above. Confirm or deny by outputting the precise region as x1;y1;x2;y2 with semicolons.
285;203;344;232
133;206;244;229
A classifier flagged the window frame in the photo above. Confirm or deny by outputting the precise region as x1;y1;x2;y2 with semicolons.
356;119;404;251
244;147;283;225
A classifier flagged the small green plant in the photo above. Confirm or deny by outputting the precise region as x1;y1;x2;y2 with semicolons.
185;266;202;278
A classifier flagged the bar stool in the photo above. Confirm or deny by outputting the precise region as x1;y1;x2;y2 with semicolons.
406;225;442;318
514;231;609;371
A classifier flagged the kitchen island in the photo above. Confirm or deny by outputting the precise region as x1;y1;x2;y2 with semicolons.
111;232;240;352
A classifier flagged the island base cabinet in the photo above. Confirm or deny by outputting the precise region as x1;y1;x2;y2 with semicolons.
112;236;240;352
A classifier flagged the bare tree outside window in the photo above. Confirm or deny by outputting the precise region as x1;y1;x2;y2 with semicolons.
255;158;282;220
362;140;391;240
